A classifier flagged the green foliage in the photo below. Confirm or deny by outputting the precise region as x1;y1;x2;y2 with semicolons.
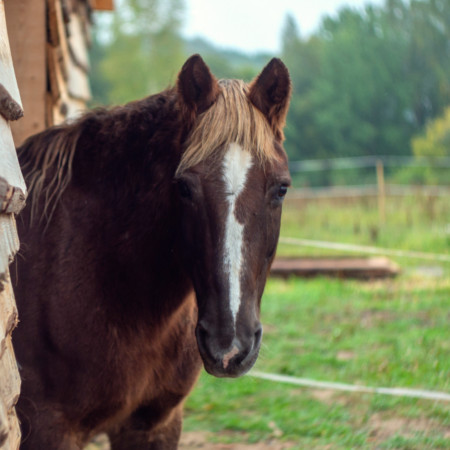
90;0;186;105
281;0;450;162
412;107;450;158
394;106;450;184
89;0;450;173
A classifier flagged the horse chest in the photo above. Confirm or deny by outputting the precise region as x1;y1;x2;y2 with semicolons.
91;298;201;431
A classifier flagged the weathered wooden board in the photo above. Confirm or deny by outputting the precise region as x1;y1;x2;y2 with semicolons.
91;0;115;11
47;44;88;125
271;257;400;279
48;0;70;77
0;268;21;450
0;2;21;108
0;333;21;450
5;0;47;146
0;268;18;358
68;60;92;102
66;8;91;102
0;215;19;308
0;316;20;410
67;11;90;72
47;0;91;125
47;43;67;103
0;5;24;448
0;120;26;206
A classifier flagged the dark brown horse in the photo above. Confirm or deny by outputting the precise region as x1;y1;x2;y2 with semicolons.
13;55;291;449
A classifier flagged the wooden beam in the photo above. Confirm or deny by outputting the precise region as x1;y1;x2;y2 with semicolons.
91;0;114;11
271;257;400;280
5;0;47;146
0;2;22;108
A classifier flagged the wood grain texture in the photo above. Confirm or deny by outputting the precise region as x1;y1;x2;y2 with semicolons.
91;0;115;11
5;0;46;146
0;215;19;286
0;270;21;450
0;2;22;108
0;118;26;198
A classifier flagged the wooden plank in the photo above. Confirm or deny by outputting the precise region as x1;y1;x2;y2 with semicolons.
0;401;20;450
5;0;46;146
48;1;90;119
91;0;114;11
0;271;18;359
67;11;90;72
0;2;22;108
67;60;91;101
0;335;21;446
0;398;7;448
47;44;67;103
0;119;26;203
0;271;21;450
48;0;70;78
52;99;68;126
0;215;19;277
0;4;26;215
66;96;87;120
0;335;21;410
270;257;400;280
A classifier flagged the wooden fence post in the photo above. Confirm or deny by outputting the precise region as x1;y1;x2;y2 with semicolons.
0;1;27;448
376;159;386;224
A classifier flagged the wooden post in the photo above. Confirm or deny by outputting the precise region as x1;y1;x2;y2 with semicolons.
376;159;386;224
0;2;27;448
5;0;47;147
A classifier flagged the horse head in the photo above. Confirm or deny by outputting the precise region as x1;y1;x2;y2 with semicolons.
175;55;291;377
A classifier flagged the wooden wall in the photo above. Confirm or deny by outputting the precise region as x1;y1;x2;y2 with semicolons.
1;1;108;447
0;0;26;447
6;0;94;147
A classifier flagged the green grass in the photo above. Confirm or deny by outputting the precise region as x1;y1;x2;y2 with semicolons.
183;195;450;448
278;194;450;261
184;277;450;448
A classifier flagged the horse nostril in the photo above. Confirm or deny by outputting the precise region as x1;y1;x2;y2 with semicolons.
196;322;218;362
196;322;208;340
254;326;263;348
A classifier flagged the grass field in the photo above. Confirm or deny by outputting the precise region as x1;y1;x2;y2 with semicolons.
183;194;450;449
279;194;449;259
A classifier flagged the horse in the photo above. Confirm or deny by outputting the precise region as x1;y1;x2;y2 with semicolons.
12;54;291;449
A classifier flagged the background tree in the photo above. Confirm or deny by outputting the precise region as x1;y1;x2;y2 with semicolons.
90;0;450;189
90;0;185;105
281;0;450;163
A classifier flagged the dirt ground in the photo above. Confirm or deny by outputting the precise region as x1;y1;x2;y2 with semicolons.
179;431;295;449
86;432;295;449
85;410;450;449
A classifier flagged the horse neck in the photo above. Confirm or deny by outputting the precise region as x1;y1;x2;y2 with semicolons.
67;94;192;319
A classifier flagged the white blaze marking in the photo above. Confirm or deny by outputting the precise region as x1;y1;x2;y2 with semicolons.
222;143;253;325
223;346;240;369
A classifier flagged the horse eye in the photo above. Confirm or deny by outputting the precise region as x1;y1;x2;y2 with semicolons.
278;185;288;198
178;180;191;199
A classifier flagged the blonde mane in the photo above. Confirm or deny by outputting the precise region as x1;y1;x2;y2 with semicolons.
176;79;276;175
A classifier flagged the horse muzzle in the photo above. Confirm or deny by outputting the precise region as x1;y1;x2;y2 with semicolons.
195;320;263;378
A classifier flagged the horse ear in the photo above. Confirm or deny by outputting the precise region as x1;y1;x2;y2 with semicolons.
248;58;291;139
177;54;220;117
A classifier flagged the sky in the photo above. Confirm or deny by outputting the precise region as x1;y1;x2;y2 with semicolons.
183;0;384;54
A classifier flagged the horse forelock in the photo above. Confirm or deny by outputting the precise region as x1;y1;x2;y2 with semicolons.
175;79;279;176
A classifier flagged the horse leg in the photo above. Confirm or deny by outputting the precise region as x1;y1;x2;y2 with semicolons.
108;405;183;450
18;408;81;450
